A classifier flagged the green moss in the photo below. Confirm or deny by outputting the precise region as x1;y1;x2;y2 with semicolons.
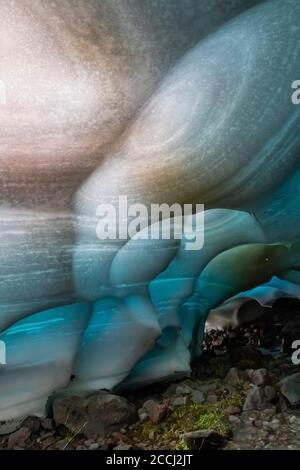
135;389;246;450
196;411;229;436
175;439;190;451
140;421;160;442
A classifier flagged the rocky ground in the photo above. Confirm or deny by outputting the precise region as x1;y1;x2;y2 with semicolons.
1;298;300;451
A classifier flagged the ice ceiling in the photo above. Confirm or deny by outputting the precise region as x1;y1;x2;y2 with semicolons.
1;0;300;421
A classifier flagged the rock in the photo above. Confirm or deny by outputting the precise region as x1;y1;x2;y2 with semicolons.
261;408;276;419
250;369;271;386
163;381;195;398
41;418;55;431
243;386;267;411
254;419;263;428
264;385;276;401
225;406;241;415
246;369;255;379
289;415;297;424
269;420;280;431
53;395;86;435
163;383;178;398
22;416;41;434
110;431;126;444
191;390;205;404
175;384;193;396
180;429;225;450
224;368;242;386
280;373;300;405
228;415;240;425
89;443;100;450
172;396;188;407
0;418;23;436
85;439;95;447
99;442;109;451
135;443;146;450
53;392;137;439
207;394;218;404
8;427;31;448
138;408;148;422
196;383;217;393
143;400;168;424
114;444;133;450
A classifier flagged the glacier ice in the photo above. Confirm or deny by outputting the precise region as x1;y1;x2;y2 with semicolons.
1;0;300;421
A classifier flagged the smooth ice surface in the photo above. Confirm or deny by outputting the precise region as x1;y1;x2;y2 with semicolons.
0;303;90;420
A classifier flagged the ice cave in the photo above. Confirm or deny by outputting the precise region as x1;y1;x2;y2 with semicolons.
1;0;300;430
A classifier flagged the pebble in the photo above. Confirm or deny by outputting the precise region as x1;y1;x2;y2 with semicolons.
207;394;218;404
143;400;168;423
250;369;271;386
175;385;193;396
228;415;240;425
243;386;266;411
85;439;95;447
172;396;188;407
195;383;217;393
41;418;54;431
225;406;241;415
89;443;100;450
191;390;205;404
114;444;133;450
224;368;241;386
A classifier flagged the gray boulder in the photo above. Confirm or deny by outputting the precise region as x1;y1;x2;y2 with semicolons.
53;392;137;439
280;373;300;405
